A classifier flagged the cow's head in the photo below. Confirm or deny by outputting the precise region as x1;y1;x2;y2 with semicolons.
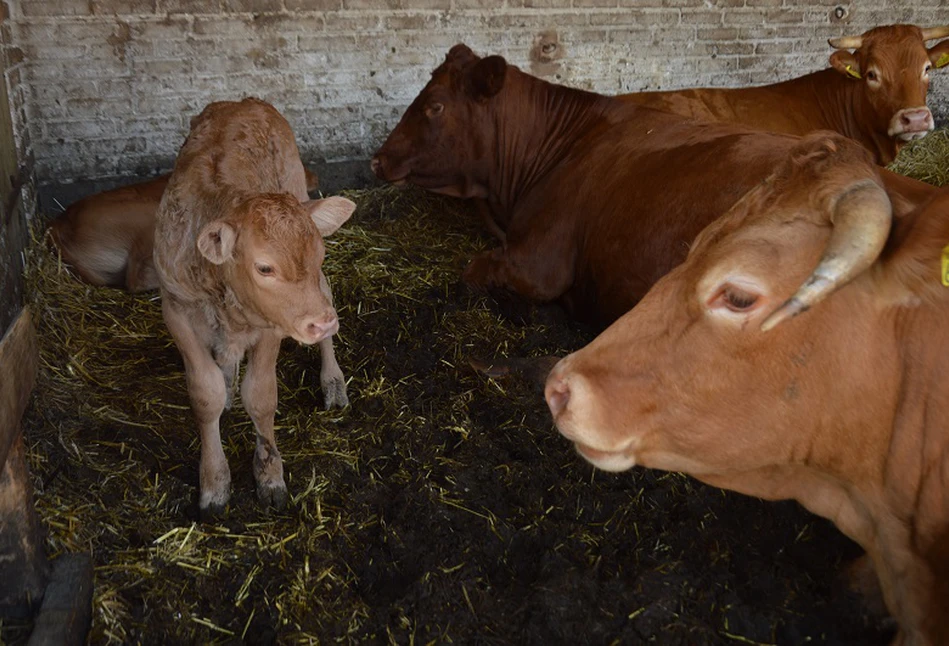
197;194;355;344
828;24;949;143
545;132;946;478
371;44;508;199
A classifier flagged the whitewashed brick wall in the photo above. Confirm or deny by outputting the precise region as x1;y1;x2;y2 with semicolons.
4;0;949;195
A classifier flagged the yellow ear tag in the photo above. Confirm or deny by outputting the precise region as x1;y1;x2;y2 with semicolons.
942;244;949;287
936;52;949;69
845;64;861;79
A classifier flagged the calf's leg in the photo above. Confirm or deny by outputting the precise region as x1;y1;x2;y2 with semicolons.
318;271;348;409
242;330;287;510
162;297;230;517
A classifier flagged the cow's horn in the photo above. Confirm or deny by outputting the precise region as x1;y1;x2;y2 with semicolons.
760;180;891;332
828;35;863;49
921;26;949;41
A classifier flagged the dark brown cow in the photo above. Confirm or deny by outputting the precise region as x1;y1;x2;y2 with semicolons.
545;133;949;645
372;44;937;327
48;168;319;292
621;24;949;165
154;98;354;516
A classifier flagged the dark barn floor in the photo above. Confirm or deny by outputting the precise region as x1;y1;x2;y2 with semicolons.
11;127;949;646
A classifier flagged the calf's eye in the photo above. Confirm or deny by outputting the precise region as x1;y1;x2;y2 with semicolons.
255;263;274;276
866;70;878;81
427;102;444;117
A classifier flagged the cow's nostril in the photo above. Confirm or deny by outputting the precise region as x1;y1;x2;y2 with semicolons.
545;378;571;419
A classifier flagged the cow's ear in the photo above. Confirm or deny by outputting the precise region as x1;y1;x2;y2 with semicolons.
197;221;237;265
928;39;949;69
875;193;949;303
469;55;507;99
829;50;862;79
306;196;356;237
446;43;476;65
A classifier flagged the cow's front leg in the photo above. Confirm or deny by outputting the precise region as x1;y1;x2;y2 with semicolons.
318;271;348;409
462;240;574;303
162;296;230;518
242;330;287;510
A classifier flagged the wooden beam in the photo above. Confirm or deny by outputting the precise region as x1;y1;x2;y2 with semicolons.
0;307;46;616
0;307;37;467
26;554;93;646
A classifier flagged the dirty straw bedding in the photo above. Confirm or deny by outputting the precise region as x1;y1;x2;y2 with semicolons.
7;133;948;645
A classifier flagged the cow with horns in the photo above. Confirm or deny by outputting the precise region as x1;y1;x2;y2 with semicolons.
621;24;949;164
545;133;949;645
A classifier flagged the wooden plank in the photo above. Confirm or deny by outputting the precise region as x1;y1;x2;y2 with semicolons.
0;307;37;467
26;554;93;646
0;433;48;616
0;307;46;616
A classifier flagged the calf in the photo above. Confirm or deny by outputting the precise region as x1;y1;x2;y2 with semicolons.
622;24;949;165
48;168;319;292
154;98;354;516
372;44;938;327
546;133;949;645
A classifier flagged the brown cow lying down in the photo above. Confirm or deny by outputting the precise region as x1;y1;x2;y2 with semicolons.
372;44;937;327
47;167;319;292
154;97;355;517
621;24;949;165
546;133;949;645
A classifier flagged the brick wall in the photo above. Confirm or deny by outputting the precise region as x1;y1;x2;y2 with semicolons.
5;0;949;200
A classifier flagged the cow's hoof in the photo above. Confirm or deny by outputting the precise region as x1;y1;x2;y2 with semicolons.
257;481;288;511
322;377;349;409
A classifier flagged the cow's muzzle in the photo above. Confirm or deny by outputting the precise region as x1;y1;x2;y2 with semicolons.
888;107;934;141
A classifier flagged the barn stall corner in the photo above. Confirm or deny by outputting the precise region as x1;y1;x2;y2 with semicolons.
2;2;949;645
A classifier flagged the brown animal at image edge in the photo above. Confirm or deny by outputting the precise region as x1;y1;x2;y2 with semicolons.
153;98;354;517
623;24;949;165
546;133;949;645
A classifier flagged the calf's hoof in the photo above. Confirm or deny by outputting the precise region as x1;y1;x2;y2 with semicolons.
257;481;288;511
322;376;349;409
198;485;231;521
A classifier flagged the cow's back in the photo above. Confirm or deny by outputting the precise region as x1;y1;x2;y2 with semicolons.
620;72;834;140
155;98;309;302
521;112;802;324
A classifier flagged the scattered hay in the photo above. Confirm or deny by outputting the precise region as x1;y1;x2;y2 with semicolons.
889;128;949;187
11;126;949;644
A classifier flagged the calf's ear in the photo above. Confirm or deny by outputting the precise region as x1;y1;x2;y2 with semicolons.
829;50;862;79
306;196;357;238
468;55;507;99
928;39;949;68
197;221;237;265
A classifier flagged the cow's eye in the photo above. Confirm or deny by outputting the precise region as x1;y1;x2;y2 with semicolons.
721;285;759;312
426;102;444;118
924;63;932;75
255;263;274;276
866;70;878;81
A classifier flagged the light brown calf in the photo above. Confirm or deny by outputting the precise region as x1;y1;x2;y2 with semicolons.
546;133;949;645
154;98;354;517
48;168;319;293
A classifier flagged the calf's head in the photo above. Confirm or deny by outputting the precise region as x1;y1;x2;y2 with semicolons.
197;194;355;344
371;44;508;198
829;24;949;143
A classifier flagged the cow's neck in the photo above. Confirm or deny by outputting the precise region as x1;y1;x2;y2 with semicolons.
487;70;617;215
